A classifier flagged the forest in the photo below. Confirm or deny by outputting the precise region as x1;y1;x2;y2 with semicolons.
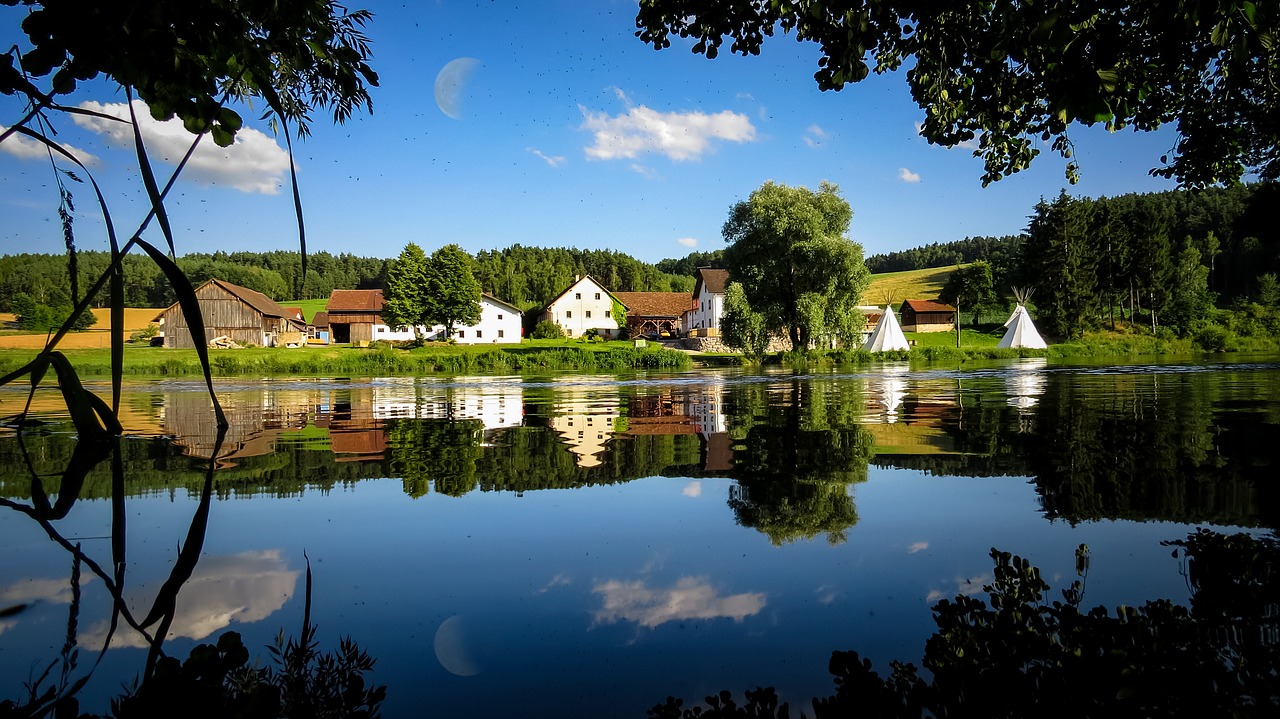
2;184;1278;345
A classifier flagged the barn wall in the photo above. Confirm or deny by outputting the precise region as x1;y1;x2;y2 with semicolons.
162;284;267;348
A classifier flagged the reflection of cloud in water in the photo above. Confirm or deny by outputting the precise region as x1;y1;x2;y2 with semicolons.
925;573;991;603
83;550;300;648
435;614;481;677
0;619;17;636
683;480;702;497
1;576;96;605
908;541;929;554
538;573;573;594
814;585;839;605
592;577;765;628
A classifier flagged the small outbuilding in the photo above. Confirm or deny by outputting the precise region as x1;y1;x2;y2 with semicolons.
326;289;386;344
899;299;957;333
155;279;304;348
613;292;693;338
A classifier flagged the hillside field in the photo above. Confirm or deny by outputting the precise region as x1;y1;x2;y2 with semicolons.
862;266;956;306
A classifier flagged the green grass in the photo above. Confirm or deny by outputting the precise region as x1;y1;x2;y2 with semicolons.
863;266;957;306
283;298;329;322
0;339;692;377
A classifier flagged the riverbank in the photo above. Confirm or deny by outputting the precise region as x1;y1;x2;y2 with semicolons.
3;329;1277;378
0;341;694;377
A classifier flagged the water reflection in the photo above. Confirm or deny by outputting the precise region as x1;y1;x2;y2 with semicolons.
2;360;1280;716
592;577;767;629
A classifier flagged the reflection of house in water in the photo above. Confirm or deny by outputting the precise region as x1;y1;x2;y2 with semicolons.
547;383;621;469
859;376;961;457
160;390;310;466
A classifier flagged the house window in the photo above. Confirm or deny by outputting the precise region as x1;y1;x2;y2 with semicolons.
458;331;464;338
497;314;503;320
476;330;482;338
575;293;581;299
498;330;504;338
378;326;385;333
566;310;572;318
605;310;611;319
586;311;592;319
595;293;600;300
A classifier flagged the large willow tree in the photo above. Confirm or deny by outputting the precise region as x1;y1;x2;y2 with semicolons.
723;181;871;349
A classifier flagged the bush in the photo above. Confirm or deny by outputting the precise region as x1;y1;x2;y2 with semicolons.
1193;323;1233;352
531;320;564;339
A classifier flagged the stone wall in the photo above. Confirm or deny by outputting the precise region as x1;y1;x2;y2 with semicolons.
680;335;793;353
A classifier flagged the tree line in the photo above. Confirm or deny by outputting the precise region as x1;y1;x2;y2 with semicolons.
866;235;1023;274
1019;183;1280;340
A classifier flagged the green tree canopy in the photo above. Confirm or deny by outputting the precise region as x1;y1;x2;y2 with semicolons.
939;260;999;325
425;244;482;337
636;1;1280;187
381;243;432;337
722;181;871;349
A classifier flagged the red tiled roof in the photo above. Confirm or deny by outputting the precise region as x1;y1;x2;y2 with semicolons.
311;311;329;327
327;289;383;312
612;292;694;317
901;299;956;313
283;306;304;321
695;267;730;296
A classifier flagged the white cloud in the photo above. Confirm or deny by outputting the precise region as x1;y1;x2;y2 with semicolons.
898;167;921;183
0;125;100;165
580;100;757;162
676;237;698;250
527;147;566;167
72;100;290;194
814;585;839;605
682;479;702;495
925;573;991;603
630;163;659;179
593;576;766;629
538;573;573;593
82;550;300;648
908;541;929;554
803;124;828;148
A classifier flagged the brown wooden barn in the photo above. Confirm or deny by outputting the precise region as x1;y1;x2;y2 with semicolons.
155;279;304;348
612;292;694;337
899;299;957;333
325;289;384;344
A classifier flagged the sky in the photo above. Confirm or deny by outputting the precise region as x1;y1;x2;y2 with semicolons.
1;0;1188;266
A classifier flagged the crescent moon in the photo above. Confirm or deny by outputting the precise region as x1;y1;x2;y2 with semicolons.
435;58;480;120
434;614;481;676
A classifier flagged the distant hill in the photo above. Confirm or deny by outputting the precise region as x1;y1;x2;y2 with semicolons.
862;266;956;306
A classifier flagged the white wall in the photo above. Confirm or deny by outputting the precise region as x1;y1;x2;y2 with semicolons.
685;290;724;332
540;277;621;338
451;297;523;344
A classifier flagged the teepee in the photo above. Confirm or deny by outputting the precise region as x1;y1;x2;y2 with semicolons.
862;305;910;352
997;288;1047;349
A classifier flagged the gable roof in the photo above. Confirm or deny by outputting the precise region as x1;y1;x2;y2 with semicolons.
612;292;694;318
900;299;956;314
544;275;622;308
283;306;304;321
694;267;730;296
481;293;524;315
327;289;384;312
311;311;329;328
155;278;300;326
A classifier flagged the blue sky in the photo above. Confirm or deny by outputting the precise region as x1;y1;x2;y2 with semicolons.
1;1;1184;266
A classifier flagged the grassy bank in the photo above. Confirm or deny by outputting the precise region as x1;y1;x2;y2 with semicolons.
0;341;691;377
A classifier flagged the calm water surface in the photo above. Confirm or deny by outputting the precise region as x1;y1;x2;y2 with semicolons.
1;357;1277;716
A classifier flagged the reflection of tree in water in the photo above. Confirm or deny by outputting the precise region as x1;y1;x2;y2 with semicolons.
386;418;483;497
725;380;876;545
650;530;1280;718
1026;373;1279;528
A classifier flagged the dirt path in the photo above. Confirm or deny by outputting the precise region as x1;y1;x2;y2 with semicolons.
0;308;158;349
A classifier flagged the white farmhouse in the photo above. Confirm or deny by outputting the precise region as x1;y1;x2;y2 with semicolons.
537;275;623;338
684;267;729;336
447;294;523;344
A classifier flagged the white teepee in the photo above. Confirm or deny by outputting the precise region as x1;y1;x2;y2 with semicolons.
862;305;910;352
998;304;1047;349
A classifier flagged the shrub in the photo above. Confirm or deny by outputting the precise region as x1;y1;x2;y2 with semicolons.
531;320;564;339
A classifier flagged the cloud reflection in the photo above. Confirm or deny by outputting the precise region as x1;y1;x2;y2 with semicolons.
592;577;765;629
83;550;300;648
925;574;991;603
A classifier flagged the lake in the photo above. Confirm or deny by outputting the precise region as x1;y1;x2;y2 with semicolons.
2;357;1277;716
